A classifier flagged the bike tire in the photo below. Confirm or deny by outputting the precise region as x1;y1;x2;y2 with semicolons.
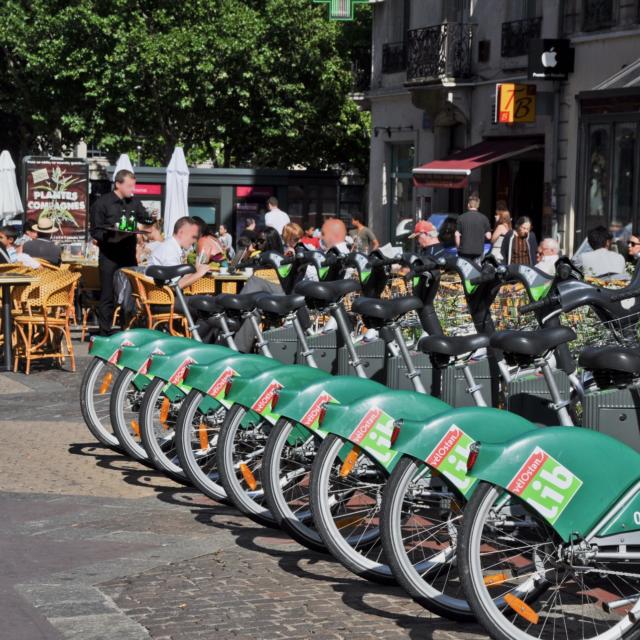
109;368;149;462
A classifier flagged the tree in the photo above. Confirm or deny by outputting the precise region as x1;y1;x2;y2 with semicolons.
0;0;371;173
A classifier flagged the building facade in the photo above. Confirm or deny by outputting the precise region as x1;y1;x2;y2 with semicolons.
366;0;640;252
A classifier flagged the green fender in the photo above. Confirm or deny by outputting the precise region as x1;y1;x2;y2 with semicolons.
275;376;388;431
226;364;331;425
392;407;540;498
88;328;165;364
320;391;450;471
183;354;284;411
470;427;640;542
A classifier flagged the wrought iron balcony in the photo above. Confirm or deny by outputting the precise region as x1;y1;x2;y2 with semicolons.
382;41;406;74
406;23;473;84
501;17;542;57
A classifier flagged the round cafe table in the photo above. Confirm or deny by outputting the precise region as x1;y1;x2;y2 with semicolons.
0;274;36;372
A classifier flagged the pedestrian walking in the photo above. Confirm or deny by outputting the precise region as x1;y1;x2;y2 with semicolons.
501;216;538;266
350;215;379;254
90;169;151;336
265;196;290;235
490;203;512;261
455;195;491;261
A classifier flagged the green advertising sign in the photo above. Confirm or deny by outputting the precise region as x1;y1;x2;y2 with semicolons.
314;0;369;20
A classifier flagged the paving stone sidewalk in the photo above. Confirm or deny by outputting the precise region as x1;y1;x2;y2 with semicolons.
0;345;488;639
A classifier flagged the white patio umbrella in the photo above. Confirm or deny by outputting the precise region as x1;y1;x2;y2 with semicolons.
163;147;190;237
112;153;134;181
0;150;24;222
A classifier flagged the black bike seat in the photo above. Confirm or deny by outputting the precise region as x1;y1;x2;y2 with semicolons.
352;296;423;321
257;294;306;316
419;333;489;357
295;279;360;303
216;292;268;312
579;345;640;375
188;295;224;316
146;264;194;283
490;327;576;356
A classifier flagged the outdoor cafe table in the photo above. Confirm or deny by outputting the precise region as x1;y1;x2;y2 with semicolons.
205;272;249;295
0;274;36;372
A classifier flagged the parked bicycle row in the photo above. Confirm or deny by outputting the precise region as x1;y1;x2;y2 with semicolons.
80;245;640;640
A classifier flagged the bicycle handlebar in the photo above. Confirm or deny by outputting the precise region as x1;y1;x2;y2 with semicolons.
519;295;560;315
611;287;640;302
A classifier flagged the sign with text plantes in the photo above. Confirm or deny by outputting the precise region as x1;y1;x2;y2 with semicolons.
23;156;89;242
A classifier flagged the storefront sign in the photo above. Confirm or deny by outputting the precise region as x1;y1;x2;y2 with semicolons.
24;157;89;242
528;39;574;80
495;83;537;124
235;186;274;199
414;173;469;189
134;183;162;196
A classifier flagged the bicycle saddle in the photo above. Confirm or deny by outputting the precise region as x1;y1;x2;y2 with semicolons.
146;264;194;283
257;294;306;316
295;279;360;303
351;296;423;322
490;326;576;356
216;292;269;312
419;334;490;357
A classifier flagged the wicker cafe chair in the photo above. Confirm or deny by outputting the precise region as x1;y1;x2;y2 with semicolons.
12;271;80;374
127;270;189;337
77;264;102;341
183;274;216;296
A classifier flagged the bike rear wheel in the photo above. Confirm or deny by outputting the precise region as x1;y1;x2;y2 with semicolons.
80;358;122;450
174;389;228;502
381;455;472;621
139;378;187;483
310;434;394;583
459;481;640;640
263;419;326;552
217;405;276;527
109;368;149;462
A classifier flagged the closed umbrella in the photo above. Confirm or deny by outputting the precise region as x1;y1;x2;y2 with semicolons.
163;147;190;237
112;153;134;181
0;150;24;222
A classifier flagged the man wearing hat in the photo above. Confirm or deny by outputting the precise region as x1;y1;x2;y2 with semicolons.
409;220;445;259
90;169;152;335
22;218;62;266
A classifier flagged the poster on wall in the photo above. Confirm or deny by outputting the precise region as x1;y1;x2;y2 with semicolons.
24;157;89;243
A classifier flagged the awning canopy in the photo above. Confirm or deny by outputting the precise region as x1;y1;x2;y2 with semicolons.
413;138;544;189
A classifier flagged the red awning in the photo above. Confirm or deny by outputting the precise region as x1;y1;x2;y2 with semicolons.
413;138;544;189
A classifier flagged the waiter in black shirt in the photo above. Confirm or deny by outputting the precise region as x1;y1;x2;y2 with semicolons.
90;169;151;335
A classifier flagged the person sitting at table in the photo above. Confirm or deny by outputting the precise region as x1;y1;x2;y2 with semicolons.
136;221;163;265
22;218;62;265
0;227;40;268
197;225;226;263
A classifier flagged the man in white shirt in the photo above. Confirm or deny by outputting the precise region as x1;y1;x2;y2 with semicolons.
148;216;210;289
576;225;626;278
535;238;560;276
264;196;290;235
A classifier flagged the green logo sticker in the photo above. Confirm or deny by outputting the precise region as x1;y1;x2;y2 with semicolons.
277;264;292;278
359;270;372;284
507;446;583;525
319;266;330;280
348;407;398;468
425;425;477;496
412;276;420;289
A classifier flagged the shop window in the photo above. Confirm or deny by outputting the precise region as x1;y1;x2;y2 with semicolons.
612;124;636;226
583;0;615;32
585;124;610;230
388;143;415;240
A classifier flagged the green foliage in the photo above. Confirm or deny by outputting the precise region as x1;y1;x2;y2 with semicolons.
0;0;371;173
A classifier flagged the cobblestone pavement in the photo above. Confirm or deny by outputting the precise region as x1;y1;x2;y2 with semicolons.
0;342;488;640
